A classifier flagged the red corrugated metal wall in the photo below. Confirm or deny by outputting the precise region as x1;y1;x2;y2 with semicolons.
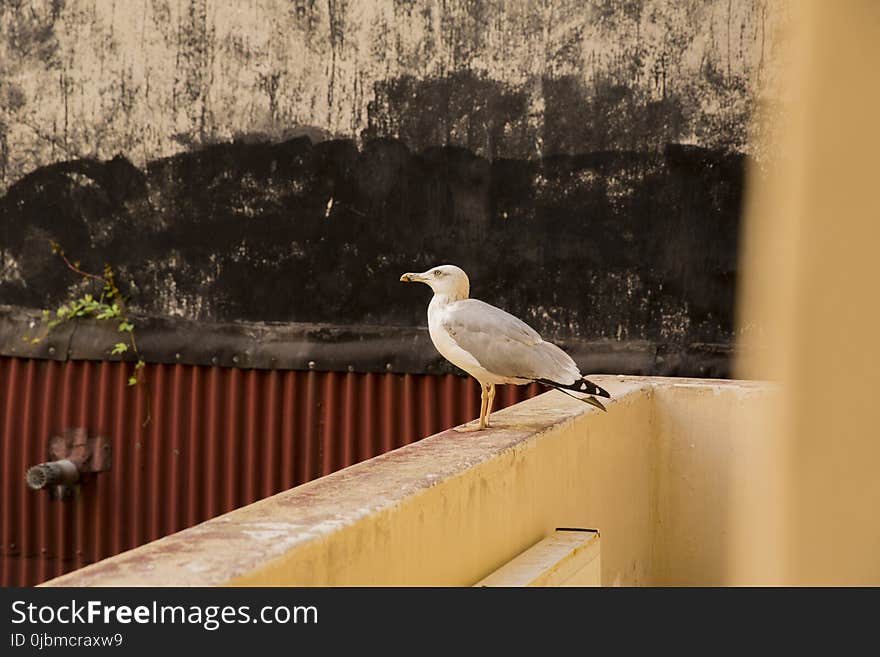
0;356;541;586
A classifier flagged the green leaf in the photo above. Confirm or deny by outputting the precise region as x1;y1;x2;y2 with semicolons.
134;360;145;370
83;293;93;303
41;309;50;321
30;337;41;344
111;342;128;355
97;304;121;319
118;321;134;332
127;376;138;386
56;305;69;318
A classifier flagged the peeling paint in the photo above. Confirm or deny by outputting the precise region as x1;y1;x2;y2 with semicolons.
0;251;23;285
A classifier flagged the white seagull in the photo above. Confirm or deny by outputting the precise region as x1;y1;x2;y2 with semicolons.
400;264;610;431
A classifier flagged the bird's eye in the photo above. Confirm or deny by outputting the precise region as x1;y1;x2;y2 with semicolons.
433;270;442;277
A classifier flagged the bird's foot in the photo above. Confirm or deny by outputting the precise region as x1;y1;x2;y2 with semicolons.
454;422;485;433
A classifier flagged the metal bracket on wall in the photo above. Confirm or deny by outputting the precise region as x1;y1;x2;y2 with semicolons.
25;428;112;500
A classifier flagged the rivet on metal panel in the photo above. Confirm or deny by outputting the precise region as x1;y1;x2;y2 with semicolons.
211;356;218;365
232;355;240;364
308;360;316;369
175;353;181;360
347;365;354;372
48;346;56;355
385;363;393;371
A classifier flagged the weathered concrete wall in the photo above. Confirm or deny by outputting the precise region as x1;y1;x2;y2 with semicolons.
0;139;744;375
0;0;789;376
42;377;778;586
1;0;786;188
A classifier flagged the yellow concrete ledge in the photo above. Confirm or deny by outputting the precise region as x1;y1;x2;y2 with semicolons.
43;376;775;587
475;529;601;587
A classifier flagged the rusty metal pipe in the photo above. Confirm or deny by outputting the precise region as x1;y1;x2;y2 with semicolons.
26;459;80;490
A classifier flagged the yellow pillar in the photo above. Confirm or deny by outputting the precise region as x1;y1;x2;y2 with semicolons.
736;0;880;584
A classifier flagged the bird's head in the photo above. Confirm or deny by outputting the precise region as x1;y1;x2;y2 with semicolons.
400;264;470;299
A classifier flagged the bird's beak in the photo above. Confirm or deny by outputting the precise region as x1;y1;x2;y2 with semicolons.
400;272;422;283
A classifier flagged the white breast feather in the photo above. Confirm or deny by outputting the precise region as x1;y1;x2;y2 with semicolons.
427;297;527;385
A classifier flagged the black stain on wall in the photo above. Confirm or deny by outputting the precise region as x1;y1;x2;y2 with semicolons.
0;64;750;377
0;133;744;376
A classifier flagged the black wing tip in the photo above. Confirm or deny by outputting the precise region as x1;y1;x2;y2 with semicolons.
579;379;611;398
586;396;608;412
584;380;611;399
534;379;611;411
537;377;612;398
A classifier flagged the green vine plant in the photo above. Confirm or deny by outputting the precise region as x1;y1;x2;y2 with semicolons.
26;241;151;426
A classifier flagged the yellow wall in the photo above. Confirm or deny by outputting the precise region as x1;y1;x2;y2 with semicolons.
736;0;880;584
234;381;659;587
651;382;780;585
45;378;779;587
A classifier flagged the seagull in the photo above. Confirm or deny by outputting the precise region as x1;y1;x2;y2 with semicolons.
400;264;611;431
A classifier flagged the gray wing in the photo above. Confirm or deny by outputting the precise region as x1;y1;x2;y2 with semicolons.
443;299;581;384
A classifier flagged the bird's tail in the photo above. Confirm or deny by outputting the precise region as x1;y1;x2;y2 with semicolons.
535;377;611;412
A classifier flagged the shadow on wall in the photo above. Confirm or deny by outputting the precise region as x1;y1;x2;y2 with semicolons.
366;71;752;158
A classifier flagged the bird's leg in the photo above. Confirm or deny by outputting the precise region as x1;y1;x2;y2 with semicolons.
454;382;489;432
477;383;490;430
484;384;496;427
